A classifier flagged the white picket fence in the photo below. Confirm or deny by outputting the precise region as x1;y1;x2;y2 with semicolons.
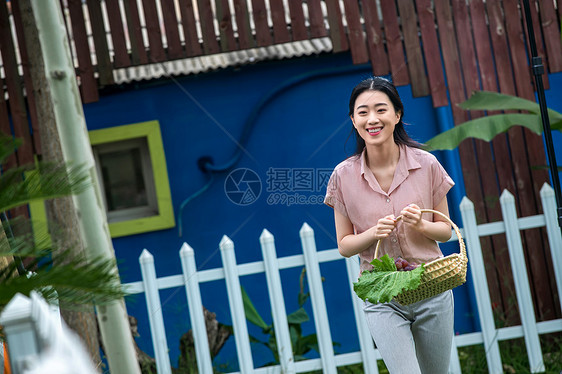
123;183;562;374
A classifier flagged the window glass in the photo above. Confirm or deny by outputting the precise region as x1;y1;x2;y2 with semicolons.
99;147;147;211
92;137;158;223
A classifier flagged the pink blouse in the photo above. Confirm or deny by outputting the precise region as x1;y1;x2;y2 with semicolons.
324;145;454;273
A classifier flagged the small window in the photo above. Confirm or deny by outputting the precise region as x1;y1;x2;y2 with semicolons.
88;120;175;237
30;120;174;238
93;137;157;223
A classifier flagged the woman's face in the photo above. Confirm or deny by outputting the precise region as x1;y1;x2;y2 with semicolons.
350;90;401;148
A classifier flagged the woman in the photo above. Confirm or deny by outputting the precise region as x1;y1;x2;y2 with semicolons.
324;77;455;373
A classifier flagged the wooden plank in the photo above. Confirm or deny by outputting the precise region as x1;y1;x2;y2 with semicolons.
0;88;17;168
269;0;290;44
307;0;327;38
0;0;33;165
86;0;114;84
414;0;447;104
537;0;562;72
195;0;219;54
122;0;149;64
215;0;237;51
67;0;98;103
451;0;477;99
232;0;255;49
362;0;389;76
141;0;166;62
396;0;428;96
486;0;516;94
434;0;464;117
250;0;272;47
10;0;40;154
323;0;348;52
105;0;131;68
287;0;307;41
341;0;368;64
500;0;555;321
160;0;184;59
178;0;203;56
468;0;496;92
379;0;408;85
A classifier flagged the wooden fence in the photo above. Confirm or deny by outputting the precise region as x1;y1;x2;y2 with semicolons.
1;0;561;335
123;184;562;374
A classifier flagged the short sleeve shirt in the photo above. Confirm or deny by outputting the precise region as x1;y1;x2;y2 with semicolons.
324;145;454;273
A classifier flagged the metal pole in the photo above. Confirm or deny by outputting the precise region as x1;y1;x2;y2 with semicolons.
520;0;562;231
29;1;141;373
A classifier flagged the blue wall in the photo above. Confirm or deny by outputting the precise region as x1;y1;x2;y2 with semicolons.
83;52;562;370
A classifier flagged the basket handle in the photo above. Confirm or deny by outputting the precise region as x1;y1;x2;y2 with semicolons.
373;208;466;260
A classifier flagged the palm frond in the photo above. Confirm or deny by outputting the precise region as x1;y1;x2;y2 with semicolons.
0;134;22;163
0;161;90;212
0;251;126;310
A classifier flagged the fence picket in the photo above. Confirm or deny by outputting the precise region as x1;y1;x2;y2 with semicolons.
540;183;562;298
300;223;337;374
179;243;213;374
220;235;255;373
139;249;172;374
260;229;296;373
345;257;379;374
499;190;545;372
459;197;503;373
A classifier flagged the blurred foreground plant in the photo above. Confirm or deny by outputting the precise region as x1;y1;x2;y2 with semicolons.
0;133;126;312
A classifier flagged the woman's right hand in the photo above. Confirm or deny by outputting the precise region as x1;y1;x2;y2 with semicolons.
373;215;397;240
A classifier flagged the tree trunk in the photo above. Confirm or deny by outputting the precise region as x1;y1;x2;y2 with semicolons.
16;0;101;369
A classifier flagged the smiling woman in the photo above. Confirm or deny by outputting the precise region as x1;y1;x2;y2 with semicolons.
324;76;456;374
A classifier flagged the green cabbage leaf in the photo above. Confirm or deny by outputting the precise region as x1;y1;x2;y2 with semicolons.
353;254;425;304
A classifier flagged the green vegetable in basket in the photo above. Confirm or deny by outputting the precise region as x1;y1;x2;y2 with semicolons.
353;254;425;304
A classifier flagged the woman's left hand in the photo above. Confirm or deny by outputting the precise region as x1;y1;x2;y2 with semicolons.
400;204;423;231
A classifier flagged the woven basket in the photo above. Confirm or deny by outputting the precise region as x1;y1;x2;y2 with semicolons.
374;209;468;305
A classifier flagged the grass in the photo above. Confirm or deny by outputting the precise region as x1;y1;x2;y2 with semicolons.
458;334;562;374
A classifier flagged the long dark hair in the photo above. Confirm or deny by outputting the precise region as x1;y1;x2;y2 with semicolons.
348;77;422;155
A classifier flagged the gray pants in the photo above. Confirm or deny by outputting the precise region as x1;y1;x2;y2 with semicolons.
363;290;454;374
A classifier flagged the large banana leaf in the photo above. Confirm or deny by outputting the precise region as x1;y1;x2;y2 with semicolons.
424;91;562;151
424;113;543;151
460;91;562;123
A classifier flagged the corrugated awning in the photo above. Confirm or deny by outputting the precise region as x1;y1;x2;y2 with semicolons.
112;37;333;84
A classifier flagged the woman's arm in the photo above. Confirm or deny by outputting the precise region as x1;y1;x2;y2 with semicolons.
335;209;397;258
400;197;452;242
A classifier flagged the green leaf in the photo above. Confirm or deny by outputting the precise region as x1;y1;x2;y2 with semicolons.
287;307;309;324
0;133;21;164
353;254;424;304
458;91;562;128
241;286;269;329
0;162;89;212
370;253;397;272
424;113;543;151
459;91;543;113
